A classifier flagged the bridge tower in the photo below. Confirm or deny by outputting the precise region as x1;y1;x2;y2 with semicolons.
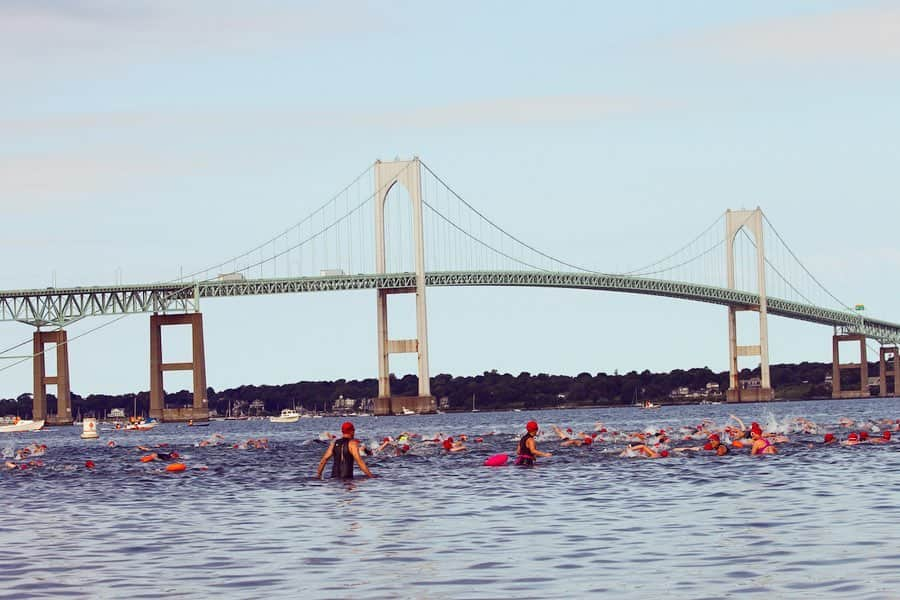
149;312;208;422
725;208;774;402
32;330;72;424
373;158;435;415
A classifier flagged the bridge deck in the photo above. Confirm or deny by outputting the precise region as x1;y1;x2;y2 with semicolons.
1;271;896;343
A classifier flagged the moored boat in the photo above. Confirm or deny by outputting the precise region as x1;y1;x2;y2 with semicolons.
125;419;159;431
0;419;45;433
270;409;300;423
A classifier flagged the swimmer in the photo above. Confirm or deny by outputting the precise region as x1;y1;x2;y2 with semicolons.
842;432;860;446
749;422;777;455
551;425;573;441
515;421;551;466
561;433;594;447
442;437;466;452
620;444;668;459
316;421;374;479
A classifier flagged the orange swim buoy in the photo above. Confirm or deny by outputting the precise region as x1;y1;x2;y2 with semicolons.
165;463;186;472
140;454;155;462
732;439;744;449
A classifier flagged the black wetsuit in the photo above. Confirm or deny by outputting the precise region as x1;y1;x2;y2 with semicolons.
331;437;355;479
515;433;536;466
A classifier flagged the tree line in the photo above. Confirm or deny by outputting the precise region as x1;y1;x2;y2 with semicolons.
0;360;850;418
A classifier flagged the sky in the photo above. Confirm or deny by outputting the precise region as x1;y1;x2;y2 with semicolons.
2;0;900;399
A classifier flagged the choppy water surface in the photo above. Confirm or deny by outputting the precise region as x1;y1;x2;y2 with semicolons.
3;398;900;599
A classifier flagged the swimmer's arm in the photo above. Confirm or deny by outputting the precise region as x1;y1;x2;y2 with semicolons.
316;441;335;478
349;440;374;478
729;415;746;430
527;438;552;457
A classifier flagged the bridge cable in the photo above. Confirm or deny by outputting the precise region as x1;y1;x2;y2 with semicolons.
762;213;852;311
420;161;602;274
620;212;726;276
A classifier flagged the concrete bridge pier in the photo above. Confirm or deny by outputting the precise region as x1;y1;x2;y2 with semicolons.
32;330;72;424
879;345;898;397
149;313;208;422
831;333;869;399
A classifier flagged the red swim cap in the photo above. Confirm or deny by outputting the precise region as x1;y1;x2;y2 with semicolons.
341;422;354;435
824;433;835;443
859;431;869;440
566;428;573;433
848;432;859;441
883;431;892;440
526;421;539;432
442;438;452;450
401;444;410;453
703;443;713;451
708;433;720;442
750;422;762;436
84;460;95;469
659;450;669;458
583;437;593;445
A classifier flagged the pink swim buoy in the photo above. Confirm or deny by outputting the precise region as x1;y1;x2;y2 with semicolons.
483;453;509;467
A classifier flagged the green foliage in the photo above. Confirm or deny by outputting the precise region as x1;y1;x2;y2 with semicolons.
0;361;847;416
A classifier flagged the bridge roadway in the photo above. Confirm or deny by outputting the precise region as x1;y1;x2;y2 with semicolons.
1;270;897;344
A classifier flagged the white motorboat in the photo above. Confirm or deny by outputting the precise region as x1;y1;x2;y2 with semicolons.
124;420;159;431
400;406;416;415
0;419;45;433
270;409;300;423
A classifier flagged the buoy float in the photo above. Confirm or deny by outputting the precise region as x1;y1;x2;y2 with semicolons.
140;454;156;462
80;417;99;440
484;453;509;467
165;463;186;472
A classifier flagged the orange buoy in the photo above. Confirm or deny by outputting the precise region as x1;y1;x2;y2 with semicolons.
732;439;744;449
165;463;186;472
140;454;156;462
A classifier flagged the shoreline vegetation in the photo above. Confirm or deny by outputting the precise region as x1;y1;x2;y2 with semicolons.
0;361;879;418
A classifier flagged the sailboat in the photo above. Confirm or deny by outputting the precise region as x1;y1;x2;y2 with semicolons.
471;394;479;413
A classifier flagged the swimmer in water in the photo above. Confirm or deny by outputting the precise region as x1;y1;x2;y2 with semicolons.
316;421;374;480
620;444;668;458
515;421;551;466
749;422;777;455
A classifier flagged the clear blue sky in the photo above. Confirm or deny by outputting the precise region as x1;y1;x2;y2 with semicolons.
2;1;899;398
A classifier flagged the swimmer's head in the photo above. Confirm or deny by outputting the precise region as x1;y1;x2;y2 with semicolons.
659;450;669;458
824;433;835;443
708;433;720;443
716;444;729;456
341;422;355;435
703;443;713;451
750;422;762;437
883;431;892;441
526;421;539;433
859;431;869;441
583;436;593;445
848;432;859;442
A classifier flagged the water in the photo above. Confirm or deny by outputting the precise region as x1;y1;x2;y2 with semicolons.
3;398;900;599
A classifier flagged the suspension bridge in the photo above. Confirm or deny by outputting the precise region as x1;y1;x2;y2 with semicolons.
2;157;899;422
